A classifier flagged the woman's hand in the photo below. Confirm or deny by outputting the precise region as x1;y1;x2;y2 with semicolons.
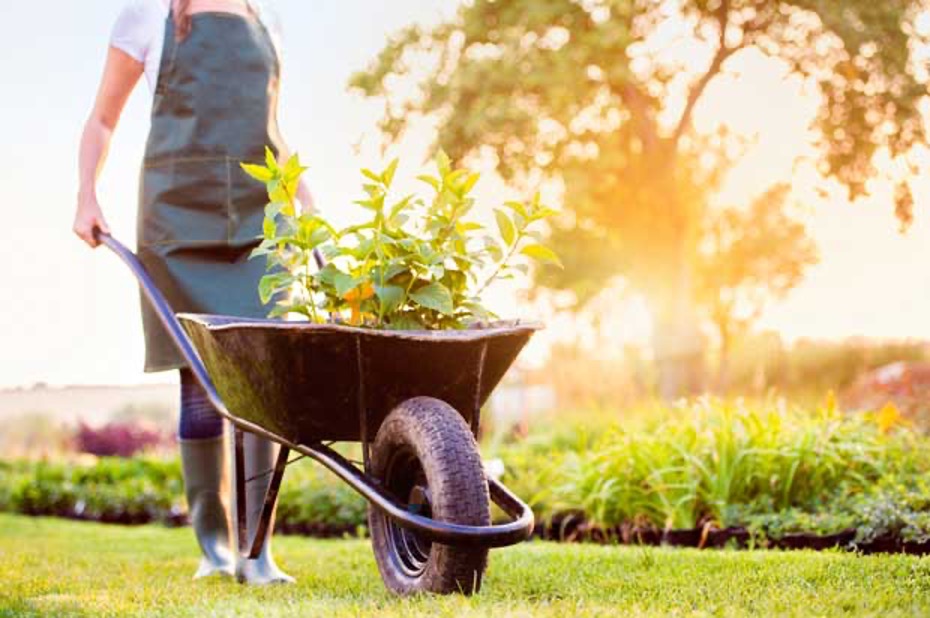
73;191;111;248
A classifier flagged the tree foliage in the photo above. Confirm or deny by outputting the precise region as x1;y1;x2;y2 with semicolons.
351;0;927;393
696;184;819;384
351;0;926;270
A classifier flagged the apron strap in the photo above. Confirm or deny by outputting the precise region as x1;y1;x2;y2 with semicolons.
168;1;258;19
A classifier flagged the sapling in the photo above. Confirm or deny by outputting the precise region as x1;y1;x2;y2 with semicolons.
241;149;561;329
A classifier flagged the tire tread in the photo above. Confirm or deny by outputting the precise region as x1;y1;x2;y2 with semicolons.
369;397;490;595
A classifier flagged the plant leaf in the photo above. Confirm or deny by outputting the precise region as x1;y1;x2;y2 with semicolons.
382;159;400;187
417;174;441;192
504;200;528;218
259;273;293;305
282;154;307;182
457;221;484;233
265;202;285;219
379;262;408;282
435;150;452;177
334;272;360;298
521;244;563;268
388;195;414;222
495;210;516;247
410;282;454;315
264;146;279;171
249;238;276;259
374;284;405;314
314;263;340;287
263;217;277;239
461;172;480;195
241;163;274;183
267;304;293;319
461;300;492;321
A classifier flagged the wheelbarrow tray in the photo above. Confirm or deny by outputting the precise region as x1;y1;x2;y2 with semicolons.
178;314;540;444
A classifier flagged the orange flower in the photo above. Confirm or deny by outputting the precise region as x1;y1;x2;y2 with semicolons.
875;402;907;434
343;283;375;326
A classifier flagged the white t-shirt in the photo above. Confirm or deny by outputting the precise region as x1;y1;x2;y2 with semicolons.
109;0;283;92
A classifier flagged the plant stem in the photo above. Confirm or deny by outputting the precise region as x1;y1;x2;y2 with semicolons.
304;250;320;323
375;214;386;327
474;231;524;297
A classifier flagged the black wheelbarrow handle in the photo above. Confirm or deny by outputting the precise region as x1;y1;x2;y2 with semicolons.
95;231;536;548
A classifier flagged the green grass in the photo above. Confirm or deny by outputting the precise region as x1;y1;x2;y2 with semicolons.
1;515;929;618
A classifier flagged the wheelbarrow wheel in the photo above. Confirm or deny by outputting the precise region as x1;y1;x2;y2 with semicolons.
369;396;491;596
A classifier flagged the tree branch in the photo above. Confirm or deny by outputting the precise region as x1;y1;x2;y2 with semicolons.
618;83;662;155
672;0;738;147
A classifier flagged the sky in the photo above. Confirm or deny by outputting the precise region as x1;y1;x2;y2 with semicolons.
0;1;928;389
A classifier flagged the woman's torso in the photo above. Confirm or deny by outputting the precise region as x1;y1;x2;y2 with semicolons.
110;0;282;93
144;1;283;163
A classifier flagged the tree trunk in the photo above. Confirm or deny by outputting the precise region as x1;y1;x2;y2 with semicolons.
651;297;706;401
640;143;706;400
647;226;706;400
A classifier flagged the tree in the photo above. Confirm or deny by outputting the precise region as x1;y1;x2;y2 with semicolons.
351;0;928;398
696;184;819;390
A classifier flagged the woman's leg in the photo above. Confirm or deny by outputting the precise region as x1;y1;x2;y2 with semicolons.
178;369;234;579
179;369;224;440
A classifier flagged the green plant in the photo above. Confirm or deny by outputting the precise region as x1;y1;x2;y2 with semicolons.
492;398;929;533
845;476;930;545
241;150;561;329
0;456;366;532
5;400;930;544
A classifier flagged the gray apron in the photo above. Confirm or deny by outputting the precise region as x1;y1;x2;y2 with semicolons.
138;6;285;372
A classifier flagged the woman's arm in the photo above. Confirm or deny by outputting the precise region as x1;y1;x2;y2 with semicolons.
73;47;143;248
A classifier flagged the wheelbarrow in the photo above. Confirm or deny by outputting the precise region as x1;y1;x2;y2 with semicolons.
96;232;539;595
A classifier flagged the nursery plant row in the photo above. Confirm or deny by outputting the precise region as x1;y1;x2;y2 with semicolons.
3;400;928;553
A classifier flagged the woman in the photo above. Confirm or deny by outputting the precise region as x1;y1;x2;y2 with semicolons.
73;0;313;585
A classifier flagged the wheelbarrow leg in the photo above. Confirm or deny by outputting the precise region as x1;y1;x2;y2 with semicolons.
245;440;289;559
232;427;295;585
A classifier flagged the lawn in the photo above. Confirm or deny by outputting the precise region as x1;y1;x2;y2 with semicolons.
2;515;929;617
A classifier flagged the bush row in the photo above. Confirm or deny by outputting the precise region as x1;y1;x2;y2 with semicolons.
0;456;366;533
489;399;930;545
3;400;929;549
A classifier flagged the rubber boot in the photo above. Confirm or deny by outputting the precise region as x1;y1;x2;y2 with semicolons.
231;429;295;585
179;436;236;579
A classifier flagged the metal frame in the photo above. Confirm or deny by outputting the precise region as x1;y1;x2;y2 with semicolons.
97;232;535;549
235;429;290;559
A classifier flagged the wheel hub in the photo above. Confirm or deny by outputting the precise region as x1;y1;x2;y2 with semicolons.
385;449;434;578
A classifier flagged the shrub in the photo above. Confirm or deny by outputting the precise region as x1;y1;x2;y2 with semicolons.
2;458;184;525
276;464;367;535
75;422;171;458
491;398;930;532
0;456;366;532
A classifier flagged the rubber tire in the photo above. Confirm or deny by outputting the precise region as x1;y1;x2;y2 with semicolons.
369;397;491;596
